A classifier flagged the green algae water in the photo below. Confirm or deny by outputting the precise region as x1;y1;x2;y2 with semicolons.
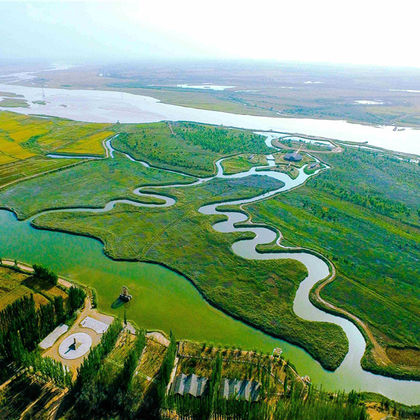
1;209;419;404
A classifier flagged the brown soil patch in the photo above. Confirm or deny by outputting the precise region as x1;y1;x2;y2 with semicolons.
386;347;420;368
32;293;50;308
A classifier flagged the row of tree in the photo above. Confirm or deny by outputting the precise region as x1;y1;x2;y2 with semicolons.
0;287;86;361
0;282;86;387
71;327;145;419
311;177;411;219
73;319;122;392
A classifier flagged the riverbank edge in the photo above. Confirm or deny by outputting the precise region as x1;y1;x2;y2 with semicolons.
23;208;352;373
309;286;420;382
2;257;420;410
13;78;420;131
235;168;420;382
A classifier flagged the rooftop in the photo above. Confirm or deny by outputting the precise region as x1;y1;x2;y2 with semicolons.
221;378;261;401
172;373;208;397
284;151;303;162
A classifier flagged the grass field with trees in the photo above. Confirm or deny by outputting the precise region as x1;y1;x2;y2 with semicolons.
0;153;192;219
0;264;67;310
0;111;418;380
221;154;268;174
31;175;348;371
246;147;420;379
113;121;272;177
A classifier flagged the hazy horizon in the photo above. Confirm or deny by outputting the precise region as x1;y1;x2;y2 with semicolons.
1;0;420;69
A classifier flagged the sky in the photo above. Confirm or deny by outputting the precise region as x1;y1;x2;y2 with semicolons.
1;0;419;68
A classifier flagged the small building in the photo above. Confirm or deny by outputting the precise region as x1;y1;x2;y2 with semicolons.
221;378;261;402
284;151;302;162
308;162;319;170
172;374;208;397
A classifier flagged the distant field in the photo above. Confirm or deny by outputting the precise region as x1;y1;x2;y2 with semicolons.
0;98;29;108
24;63;420;127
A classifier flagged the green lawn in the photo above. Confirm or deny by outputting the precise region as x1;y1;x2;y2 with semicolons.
221;154;268;174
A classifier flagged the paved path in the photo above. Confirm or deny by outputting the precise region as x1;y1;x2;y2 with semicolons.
1;259;74;289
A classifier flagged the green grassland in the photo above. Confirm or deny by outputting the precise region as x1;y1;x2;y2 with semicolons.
221;154;268;174
245;148;420;379
0;153;192;219
113;121;272;177
0;98;29;108
30;175;348;371
0;156;83;189
0;111;417;378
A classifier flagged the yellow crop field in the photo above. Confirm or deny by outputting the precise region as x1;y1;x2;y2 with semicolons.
57;130;114;155
0;140;34;158
0;136;36;163
0;153;15;165
9;126;50;143
0;111;113;162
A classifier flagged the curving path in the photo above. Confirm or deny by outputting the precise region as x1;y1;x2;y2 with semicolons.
18;133;420;404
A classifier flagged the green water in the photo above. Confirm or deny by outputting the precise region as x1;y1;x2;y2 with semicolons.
1;209;419;404
0;210;296;351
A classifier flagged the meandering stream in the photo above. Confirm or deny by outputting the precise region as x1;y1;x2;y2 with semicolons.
1;134;419;404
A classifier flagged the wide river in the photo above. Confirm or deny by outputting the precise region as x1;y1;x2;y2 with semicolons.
0;82;419;155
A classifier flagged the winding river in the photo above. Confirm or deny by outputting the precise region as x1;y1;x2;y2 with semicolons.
1;134;419;404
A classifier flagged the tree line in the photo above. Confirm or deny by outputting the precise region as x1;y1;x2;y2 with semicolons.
71;325;145;419
174;123;269;155
0;283;86;387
